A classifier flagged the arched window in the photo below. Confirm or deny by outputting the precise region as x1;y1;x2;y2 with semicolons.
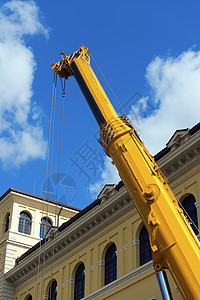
25;295;32;300
105;243;117;285
48;280;57;300
74;263;85;300
182;194;198;235
5;213;10;232
139;225;152;266
40;217;52;238
18;212;31;235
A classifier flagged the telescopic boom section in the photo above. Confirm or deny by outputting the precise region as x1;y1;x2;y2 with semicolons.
52;46;200;300
52;46;117;126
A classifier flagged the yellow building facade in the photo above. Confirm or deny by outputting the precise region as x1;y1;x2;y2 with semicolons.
0;189;80;299
1;123;200;300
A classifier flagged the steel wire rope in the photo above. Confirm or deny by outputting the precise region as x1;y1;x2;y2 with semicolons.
89;51;130;119
49;78;66;299
54;78;65;228
40;72;58;299
166;188;200;238
34;72;57;300
177;198;200;235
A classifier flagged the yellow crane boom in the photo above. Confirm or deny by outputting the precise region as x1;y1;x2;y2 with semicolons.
52;46;200;300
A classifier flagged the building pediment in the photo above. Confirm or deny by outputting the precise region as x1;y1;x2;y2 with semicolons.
98;184;116;201
167;129;189;151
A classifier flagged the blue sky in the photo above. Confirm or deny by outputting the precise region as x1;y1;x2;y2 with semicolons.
1;0;200;209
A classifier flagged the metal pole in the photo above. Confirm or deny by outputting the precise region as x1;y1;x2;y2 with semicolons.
156;271;173;300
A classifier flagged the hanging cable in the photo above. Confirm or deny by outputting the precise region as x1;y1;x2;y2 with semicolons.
89;51;129;119
35;72;57;300
49;78;66;292
40;72;58;299
177;199;200;235
54;78;66;227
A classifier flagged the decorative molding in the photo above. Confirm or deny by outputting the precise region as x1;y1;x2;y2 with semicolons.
6;234;39;246
165;158;200;183
123;245;127;251
8;229;40;242
68;279;75;285
132;240;140;246
171;168;200;190
90;265;94;271
98;261;105;267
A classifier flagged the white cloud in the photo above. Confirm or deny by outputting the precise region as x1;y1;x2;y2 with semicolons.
129;49;200;154
89;156;120;197
0;0;48;39
0;0;48;168
90;48;200;197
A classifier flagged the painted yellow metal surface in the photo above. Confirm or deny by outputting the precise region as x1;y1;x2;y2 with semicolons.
52;46;200;300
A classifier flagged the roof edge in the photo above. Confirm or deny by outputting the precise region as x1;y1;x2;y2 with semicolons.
0;187;81;212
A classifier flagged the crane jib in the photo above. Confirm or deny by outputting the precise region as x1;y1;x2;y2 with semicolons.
52;46;200;300
71;61;106;126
